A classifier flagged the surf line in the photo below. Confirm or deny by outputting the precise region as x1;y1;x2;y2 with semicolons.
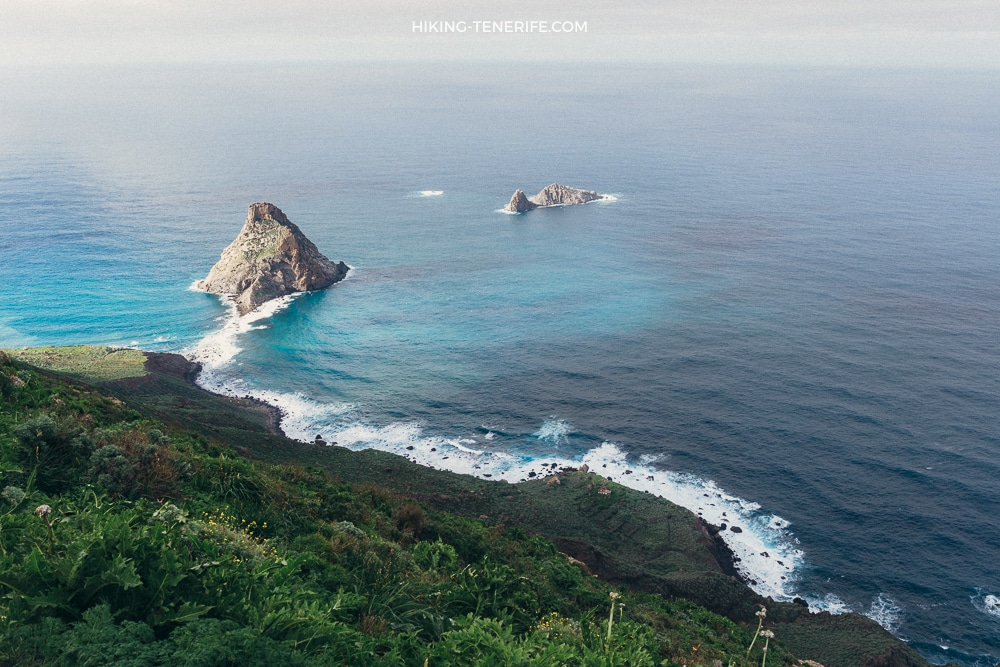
184;298;805;604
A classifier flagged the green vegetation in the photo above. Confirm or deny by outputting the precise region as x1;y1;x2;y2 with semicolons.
0;348;934;666
8;346;148;384
241;221;287;262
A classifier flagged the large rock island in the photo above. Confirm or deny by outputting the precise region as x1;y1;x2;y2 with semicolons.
504;183;606;213
197;202;348;316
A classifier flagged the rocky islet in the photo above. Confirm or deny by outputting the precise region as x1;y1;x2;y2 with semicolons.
504;183;606;213
197;203;348;316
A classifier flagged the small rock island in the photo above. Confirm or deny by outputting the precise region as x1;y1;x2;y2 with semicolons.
197;203;348;316
504;183;606;213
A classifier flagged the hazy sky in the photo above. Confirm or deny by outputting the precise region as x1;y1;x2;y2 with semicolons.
1;0;997;68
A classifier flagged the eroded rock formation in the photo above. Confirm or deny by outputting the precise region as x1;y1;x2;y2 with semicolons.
530;183;603;207
197;203;348;316
505;189;538;213
503;183;604;213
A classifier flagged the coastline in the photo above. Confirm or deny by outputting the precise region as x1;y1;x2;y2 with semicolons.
1;343;939;666
11;343;800;603
143;351;286;437
178;293;805;604
703;520;743;581
144;348;746;585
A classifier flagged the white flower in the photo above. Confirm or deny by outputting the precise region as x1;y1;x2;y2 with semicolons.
34;504;51;517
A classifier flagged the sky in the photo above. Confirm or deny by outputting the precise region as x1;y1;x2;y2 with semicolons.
0;0;997;68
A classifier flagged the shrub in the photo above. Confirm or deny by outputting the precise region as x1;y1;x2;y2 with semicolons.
88;445;138;498
412;539;458;573
394;502;427;537
195;454;267;513
13;414;93;493
87;428;181;500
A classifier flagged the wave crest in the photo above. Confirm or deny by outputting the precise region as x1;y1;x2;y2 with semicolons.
185;323;805;603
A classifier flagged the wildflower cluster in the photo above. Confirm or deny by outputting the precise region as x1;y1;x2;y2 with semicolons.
533;612;581;641
747;606;766;657
747;607;778;667
200;509;279;566
760;629;776;667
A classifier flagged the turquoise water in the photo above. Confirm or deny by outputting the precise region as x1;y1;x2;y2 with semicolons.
2;63;999;664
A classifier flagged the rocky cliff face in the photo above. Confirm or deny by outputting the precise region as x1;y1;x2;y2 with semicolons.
503;183;604;213
197;203;348;316
530;183;603;207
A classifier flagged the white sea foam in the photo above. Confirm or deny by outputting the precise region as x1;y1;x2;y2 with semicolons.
971;589;1000;620
185;294;299;392
186;305;806;602
533;417;571;445
865;594;903;633
986;595;1000;617
268;400;803;600
805;593;852;615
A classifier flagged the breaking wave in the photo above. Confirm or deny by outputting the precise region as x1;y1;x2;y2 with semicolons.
186;307;807;603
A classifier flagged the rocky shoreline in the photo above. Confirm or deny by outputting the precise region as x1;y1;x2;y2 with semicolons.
144;353;747;585
143;351;286;437
4;343;937;666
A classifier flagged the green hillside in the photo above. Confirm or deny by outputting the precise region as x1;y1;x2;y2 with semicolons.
0;347;933;667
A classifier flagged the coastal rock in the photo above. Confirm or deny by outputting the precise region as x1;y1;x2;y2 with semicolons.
143;352;202;384
530;183;603;207
503;183;605;213
197;203;348;316
505;189;538;213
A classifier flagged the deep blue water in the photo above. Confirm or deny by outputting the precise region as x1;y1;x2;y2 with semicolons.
1;63;999;664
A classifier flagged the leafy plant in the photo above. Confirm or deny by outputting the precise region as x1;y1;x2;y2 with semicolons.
13;414;93;493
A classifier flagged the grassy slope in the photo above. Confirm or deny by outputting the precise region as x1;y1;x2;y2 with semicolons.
8;346;148;383
5;346;936;667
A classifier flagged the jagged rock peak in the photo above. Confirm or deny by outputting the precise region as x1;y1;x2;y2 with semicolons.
530;183;603;207
504;189;538;213
503;183;605;213
247;202;290;225
196;203;348;316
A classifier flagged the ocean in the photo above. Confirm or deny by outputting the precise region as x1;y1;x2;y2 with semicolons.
1;62;998;664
